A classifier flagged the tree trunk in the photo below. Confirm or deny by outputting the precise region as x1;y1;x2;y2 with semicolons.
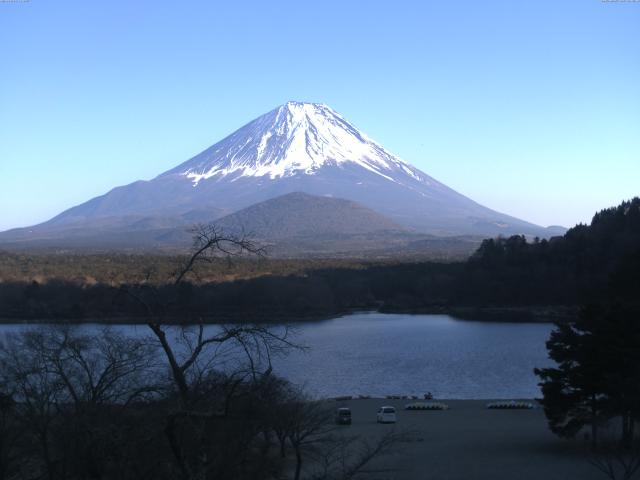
621;413;633;449
261;430;271;456
165;415;191;480
591;395;598;448
294;446;302;480
148;323;190;406
39;428;55;480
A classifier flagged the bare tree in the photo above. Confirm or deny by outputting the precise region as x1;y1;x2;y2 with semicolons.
172;224;266;285
121;223;300;408
0;326;162;480
0;392;20;480
32;326;158;409
310;430;412;480
286;398;334;480
119;224;307;480
0;329;68;479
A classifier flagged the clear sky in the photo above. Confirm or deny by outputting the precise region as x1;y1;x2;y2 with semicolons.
1;0;638;231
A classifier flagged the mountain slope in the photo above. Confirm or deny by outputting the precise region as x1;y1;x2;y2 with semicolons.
215;192;405;239
211;192;482;258
0;101;563;250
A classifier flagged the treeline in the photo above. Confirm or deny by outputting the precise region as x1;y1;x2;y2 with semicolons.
463;197;640;307
530;204;640;465
0;263;462;322
1;198;638;322
0;253;371;285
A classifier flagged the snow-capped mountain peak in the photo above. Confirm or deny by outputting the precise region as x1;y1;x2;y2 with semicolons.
0;101;557;245
166;101;426;185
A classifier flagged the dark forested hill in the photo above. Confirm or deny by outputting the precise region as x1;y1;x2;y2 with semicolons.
456;197;640;307
215;192;405;238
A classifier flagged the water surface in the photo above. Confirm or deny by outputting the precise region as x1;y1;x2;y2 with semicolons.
273;313;553;399
0;313;554;399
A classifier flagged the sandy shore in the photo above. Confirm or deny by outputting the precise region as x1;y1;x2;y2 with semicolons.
327;398;602;480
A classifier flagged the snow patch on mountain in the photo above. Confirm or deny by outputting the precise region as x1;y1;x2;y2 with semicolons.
174;102;425;186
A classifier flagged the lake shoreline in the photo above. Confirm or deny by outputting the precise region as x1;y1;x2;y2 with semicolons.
0;303;577;324
384;304;579;323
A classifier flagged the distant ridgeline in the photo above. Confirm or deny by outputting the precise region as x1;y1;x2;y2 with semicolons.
0;198;638;322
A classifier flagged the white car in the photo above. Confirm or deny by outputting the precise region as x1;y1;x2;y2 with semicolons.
376;406;397;423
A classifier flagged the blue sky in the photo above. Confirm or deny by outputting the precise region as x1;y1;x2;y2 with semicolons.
1;0;638;231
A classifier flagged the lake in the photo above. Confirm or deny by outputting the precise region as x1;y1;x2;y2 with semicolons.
0;312;555;399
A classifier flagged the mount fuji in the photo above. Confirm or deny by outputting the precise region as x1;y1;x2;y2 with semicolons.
0;101;563;252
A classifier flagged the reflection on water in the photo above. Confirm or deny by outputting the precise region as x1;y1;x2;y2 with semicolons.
274;313;554;399
0;313;554;399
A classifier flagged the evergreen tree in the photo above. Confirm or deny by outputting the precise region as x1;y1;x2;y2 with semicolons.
535;304;640;446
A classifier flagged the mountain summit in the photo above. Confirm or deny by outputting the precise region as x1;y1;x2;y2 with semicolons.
163;101;428;186
0;101;563;251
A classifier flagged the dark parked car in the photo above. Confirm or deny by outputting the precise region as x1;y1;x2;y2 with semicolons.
334;407;352;425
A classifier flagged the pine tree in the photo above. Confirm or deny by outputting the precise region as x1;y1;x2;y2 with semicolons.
535;304;640;446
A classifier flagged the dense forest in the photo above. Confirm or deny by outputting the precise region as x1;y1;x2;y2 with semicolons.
0;198;638;323
460;197;640;307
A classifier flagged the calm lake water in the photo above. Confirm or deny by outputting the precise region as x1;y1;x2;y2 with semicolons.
0;313;555;399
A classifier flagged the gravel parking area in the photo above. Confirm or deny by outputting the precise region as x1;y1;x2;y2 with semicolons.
327;399;602;480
